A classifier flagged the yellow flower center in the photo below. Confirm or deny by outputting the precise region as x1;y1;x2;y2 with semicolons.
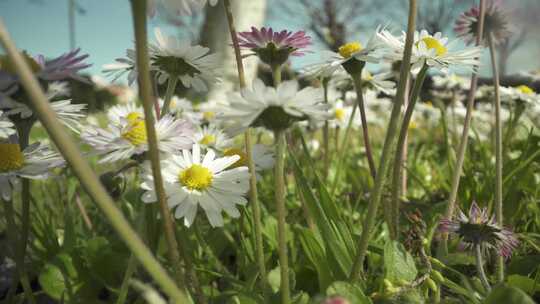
338;42;363;59
425;101;433;107
223;148;247;169
199;134;216;146
0;53;41;74
121;112;147;146
335;108;345;121
517;85;534;95
363;71;373;81
203;111;215;121
408;120;418;130
179;164;213;191
0;143;24;172
418;37;447;56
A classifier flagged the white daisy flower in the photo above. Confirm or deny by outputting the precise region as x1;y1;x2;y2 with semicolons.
81;109;193;163
151;28;220;92
0;111;15;139
141;144;249;227
107;103;145;126
0;142;64;201
103;49;138;85
302;28;383;79
377;29;484;72
432;73;470;90
500;85;540;104
193;124;231;150
328;99;356;129
220;79;329;133
221;144;274;178
158;96;194;117
0;84;85;132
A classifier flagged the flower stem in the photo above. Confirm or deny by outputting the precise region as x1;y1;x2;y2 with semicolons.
130;0;188;291
390;64;429;240
1;199;36;304
0;13;190;304
331;103;358;195
274;130;290;304
349;0;417;281
160;77;178;116
272;64;282;86
440;0;486;257
323;79;330;177
352;73;377;181
222;0;268;298
178;227;207;304
474;244;491;291
487;32;505;283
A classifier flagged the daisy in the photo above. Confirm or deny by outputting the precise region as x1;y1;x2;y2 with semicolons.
302;28;382;78
222;143;274;174
151;28;220;92
0;111;15;139
0;83;86;132
237;27;311;66
219;79;329;132
377;29;483;72
158;96;194;117
455;1;511;46
103;49;138;85
192;124;231;150
432;73;470;90
141;144;250;227
81;109;193;163
0;142;64;201
328;99;356;129
500;85;540;104
439;202;518;259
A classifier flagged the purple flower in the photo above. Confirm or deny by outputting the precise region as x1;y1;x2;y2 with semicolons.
439;202;519;259
36;48;91;82
454;0;511;46
236;27;311;66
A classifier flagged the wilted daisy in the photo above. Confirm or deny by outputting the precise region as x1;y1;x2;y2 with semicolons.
81;108;193;163
141;144;250;227
237;27;311;66
377;29;483;72
0;111;15;139
151;28;220;92
193;124;231;150
500;85;539;104
103;49;138;85
220;79;329;133
439;202;519;259
455;1;511;46
303;29;382;78
0;142;64;201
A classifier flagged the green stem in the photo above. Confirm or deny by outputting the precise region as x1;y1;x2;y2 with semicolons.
160;77;178;116
178;227;207;304
323;79;330;177
349;0;417;281
274;130;290;304
352;73;377;180
0;15;190;304
272;64;282;86
130;0;188;290
222;0;268;298
440;0;486;256
487;33;504;283
390;64;429;240
474;244;491;291
1;199;36;304
331;104;358;194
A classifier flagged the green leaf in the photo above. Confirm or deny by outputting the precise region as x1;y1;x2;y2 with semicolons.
82;236;128;287
297;227;333;289
326;281;372;304
507;275;540;294
267;266;296;295
484;284;535;304
384;240;417;284
39;253;79;300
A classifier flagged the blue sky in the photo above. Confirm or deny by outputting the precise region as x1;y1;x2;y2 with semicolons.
1;0;538;79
